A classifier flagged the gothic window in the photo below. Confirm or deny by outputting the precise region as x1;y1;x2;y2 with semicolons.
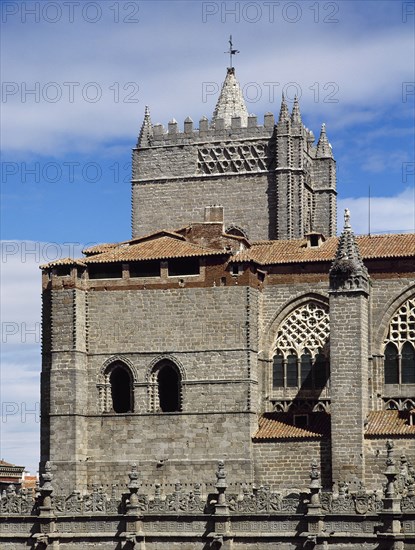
158;364;181;412
99;360;134;414
383;298;415;385
148;359;183;413
110;366;132;413
272;301;330;390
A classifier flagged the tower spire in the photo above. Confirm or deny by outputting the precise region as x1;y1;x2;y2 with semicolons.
138;105;153;147
291;95;302;124
211;67;248;128
278;93;290;123
316;123;333;158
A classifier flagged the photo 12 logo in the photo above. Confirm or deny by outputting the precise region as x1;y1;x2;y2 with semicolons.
202;81;340;104
1;1;140;24
201;1;340;24
1;82;140;104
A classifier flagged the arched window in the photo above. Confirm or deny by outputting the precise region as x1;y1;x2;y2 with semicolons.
98;359;134;414
402;342;415;384
272;301;330;390
272;351;284;387
158;364;181;412
148;358;184;413
110;366;132;413
383;298;415;385
384;343;399;384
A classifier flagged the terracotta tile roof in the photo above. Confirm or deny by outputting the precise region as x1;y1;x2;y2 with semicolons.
253;410;415;441
365;410;415;436
252;412;330;440
235;233;415;266
83;235;227;264
0;460;23;468
40;257;86;269
82;243;119;255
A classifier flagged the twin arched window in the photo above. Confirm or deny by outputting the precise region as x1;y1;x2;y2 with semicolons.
100;359;183;414
384;298;415;385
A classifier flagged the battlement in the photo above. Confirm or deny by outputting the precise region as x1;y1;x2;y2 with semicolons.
137;112;319;149
137;112;277;148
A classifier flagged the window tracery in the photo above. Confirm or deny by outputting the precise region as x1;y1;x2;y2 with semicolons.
272;301;330;390
383;298;415;386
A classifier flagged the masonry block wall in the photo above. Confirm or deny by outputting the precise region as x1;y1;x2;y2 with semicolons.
253;439;332;490
41;288;88;492
42;283;261;493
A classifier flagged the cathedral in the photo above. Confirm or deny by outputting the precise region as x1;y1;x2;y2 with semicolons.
1;63;415;550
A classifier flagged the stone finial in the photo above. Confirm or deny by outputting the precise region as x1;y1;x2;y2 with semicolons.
138;105;153;147
214;460;229;515
127;463;140;511
384;440;397;498
278;93;290;123
329;208;369;292
211;68;248;128
316;123;333;158
39;461;54;515
128;463;139;491
215;460;227;489
41;461;54;492
291;95;302;124
309;460;321;507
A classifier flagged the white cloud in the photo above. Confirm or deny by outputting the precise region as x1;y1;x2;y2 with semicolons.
0;241;85;474
338;188;415;235
1;5;413;155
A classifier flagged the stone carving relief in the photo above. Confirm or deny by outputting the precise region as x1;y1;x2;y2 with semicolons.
197;142;272;175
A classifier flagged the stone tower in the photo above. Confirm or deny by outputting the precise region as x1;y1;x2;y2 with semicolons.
132;66;337;241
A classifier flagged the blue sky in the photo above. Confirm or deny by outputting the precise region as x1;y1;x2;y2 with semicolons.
1;0;414;475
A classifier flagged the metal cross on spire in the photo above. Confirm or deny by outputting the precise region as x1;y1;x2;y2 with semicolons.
225;35;240;68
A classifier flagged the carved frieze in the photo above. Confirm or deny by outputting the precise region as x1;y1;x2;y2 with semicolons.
198;142;272;175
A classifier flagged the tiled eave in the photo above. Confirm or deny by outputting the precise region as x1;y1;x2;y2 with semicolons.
253;410;415;441
236;233;415;266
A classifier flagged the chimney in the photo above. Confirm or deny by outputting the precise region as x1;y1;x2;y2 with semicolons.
204;205;224;223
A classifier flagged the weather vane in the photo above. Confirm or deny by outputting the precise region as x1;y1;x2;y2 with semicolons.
225;35;239;69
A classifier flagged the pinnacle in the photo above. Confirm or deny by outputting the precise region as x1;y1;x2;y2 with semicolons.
329;209;369;292
211;68;248;128
278;93;290;123
291;96;302;124
138;105;153;147
316;123;333;158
